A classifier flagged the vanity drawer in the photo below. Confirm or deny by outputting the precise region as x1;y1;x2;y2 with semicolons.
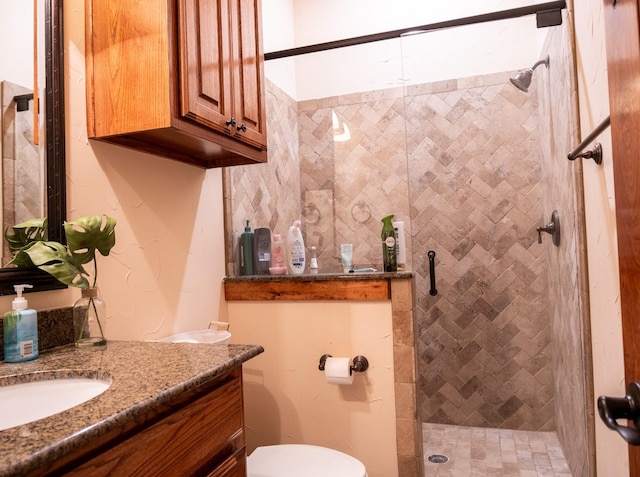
63;368;245;476
206;446;247;477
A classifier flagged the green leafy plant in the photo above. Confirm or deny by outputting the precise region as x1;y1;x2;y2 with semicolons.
5;215;117;289
4;218;48;268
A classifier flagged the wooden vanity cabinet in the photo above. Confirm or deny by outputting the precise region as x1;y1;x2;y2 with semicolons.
85;0;267;169
50;367;247;477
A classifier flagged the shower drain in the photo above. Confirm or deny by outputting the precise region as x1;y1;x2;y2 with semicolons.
427;454;449;464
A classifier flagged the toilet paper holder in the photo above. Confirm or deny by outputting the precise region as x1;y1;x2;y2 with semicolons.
318;354;369;374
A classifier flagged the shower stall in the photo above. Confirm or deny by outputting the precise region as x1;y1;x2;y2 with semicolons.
226;2;593;475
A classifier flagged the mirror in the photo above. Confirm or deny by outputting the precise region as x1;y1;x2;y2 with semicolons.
0;0;66;295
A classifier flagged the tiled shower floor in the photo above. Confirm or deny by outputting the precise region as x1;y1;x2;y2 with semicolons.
422;423;572;476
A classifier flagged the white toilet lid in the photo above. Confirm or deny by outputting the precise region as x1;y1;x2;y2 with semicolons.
247;444;367;477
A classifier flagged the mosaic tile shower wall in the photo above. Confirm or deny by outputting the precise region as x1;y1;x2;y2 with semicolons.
535;14;594;475
225;79;302;275
298;89;411;273
295;73;552;430
228;72;552;431
403;73;552;431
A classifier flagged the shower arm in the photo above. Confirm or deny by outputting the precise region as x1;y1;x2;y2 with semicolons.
530;58;548;71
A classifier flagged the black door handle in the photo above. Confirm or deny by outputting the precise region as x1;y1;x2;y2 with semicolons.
428;250;437;296
598;382;640;445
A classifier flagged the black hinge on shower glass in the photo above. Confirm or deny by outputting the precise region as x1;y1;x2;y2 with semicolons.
536;9;562;28
13;93;34;112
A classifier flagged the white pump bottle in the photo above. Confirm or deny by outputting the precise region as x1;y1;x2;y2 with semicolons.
287;220;306;274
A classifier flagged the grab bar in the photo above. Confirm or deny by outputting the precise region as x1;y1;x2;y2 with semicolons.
567;116;610;163
428;251;438;296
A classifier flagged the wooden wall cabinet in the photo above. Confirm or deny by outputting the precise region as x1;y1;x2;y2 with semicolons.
85;0;267;168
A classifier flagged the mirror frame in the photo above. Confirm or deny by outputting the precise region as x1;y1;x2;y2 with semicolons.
0;0;66;295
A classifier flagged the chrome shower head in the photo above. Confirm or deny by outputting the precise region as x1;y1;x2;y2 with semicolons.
509;55;549;92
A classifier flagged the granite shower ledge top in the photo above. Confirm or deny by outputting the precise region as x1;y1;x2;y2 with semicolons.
224;271;413;283
0;341;264;477
224;271;413;301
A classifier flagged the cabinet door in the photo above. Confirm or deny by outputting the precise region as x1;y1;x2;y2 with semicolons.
229;0;267;149
179;0;233;133
62;371;244;476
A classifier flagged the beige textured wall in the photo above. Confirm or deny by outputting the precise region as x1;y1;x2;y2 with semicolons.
227;300;398;477
572;0;628;475
0;0;229;339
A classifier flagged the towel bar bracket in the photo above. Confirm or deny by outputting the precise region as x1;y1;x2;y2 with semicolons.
568;142;603;165
567;116;609;163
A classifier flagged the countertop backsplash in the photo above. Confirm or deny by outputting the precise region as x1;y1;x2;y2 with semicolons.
0;307;73;361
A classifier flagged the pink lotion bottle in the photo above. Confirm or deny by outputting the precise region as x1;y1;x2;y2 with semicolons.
269;233;287;275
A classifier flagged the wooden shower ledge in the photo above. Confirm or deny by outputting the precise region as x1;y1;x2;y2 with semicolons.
223;272;412;301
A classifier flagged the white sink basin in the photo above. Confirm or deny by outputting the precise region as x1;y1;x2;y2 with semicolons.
154;329;231;344
0;377;111;431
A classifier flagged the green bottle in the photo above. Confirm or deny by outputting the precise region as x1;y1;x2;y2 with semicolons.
381;214;397;272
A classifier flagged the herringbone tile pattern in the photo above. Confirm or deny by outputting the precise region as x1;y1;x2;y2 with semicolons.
296;75;552;430
229;72;552;431
226;79;302;274
406;77;553;431
1;81;41;266
299;88;411;272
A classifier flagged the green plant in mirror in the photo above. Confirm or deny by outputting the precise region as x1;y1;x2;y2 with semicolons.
4;218;49;268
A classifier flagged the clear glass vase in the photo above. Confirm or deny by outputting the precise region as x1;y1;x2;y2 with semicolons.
73;287;106;347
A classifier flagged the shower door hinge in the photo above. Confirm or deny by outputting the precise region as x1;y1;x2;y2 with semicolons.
536;9;563;28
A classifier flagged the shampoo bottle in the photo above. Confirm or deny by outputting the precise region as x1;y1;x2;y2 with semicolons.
239;220;254;275
253;227;272;275
287;220;306;274
3;284;38;363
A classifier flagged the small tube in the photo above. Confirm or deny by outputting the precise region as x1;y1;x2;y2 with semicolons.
340;244;353;273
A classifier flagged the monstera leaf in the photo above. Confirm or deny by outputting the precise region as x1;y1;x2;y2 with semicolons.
5;215;116;289
25;241;90;288
64;216;117;266
4;218;48;267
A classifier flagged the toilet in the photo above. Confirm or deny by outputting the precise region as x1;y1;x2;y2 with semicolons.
247;444;367;477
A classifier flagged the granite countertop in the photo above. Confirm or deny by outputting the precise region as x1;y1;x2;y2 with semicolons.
0;341;263;476
223;271;413;282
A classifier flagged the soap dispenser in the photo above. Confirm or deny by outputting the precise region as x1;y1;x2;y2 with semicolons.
3;284;38;362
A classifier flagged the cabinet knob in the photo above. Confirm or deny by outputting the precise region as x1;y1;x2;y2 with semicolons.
225;118;237;127
237;123;247;132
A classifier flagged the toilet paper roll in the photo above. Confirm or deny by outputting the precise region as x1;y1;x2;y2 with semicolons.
324;357;354;385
